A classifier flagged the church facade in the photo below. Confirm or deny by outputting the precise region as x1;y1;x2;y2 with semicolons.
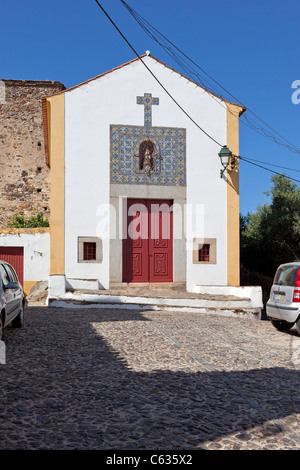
44;53;245;298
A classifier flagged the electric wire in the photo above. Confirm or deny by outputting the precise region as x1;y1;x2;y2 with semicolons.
93;1;300;185
121;0;300;155
238;156;300;183
93;0;222;147
239;157;300;174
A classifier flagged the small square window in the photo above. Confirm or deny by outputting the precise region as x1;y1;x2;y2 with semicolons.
83;242;96;261
78;237;102;263
198;244;210;262
193;238;216;264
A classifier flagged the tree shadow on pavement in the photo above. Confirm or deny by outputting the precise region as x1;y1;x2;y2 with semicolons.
0;306;299;450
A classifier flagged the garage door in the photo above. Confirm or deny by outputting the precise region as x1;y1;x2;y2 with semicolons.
0;247;24;286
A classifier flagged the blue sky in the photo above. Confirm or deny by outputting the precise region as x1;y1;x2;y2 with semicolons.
1;0;300;216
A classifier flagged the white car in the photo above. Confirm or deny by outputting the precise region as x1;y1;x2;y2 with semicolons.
266;262;300;334
0;260;25;340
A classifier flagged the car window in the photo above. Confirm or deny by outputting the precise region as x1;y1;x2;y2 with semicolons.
274;265;299;286
5;265;17;282
0;264;10;287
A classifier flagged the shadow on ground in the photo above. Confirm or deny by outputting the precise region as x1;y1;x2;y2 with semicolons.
0;307;299;450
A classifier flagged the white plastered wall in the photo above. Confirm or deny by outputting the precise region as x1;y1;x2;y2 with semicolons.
0;232;50;282
64;56;228;289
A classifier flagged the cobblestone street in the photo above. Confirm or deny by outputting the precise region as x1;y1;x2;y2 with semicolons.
0;305;300;450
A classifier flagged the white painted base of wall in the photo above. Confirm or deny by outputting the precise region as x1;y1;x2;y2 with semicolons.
191;285;263;309
66;278;104;291
48;275;66;298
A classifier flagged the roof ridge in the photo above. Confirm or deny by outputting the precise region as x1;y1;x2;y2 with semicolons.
46;54;147;98
45;53;245;111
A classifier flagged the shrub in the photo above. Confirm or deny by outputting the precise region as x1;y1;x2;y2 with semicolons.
8;209;49;228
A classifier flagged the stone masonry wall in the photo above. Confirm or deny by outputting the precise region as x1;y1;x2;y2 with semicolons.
0;80;65;227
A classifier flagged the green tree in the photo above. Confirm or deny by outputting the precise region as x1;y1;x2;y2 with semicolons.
241;174;300;276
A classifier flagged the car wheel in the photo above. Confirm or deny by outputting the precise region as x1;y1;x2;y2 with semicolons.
296;318;300;336
0;313;4;340
271;319;295;331
12;302;24;328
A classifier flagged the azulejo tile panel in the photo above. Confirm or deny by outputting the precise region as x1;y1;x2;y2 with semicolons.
110;124;186;186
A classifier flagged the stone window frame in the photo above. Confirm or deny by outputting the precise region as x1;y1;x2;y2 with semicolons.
193;238;217;265
78;237;102;263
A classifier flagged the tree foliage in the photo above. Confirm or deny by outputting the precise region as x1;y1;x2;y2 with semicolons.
8;209;49;228
241;174;300;277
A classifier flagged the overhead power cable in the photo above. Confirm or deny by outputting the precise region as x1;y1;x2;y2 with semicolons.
93;0;222;147
121;0;300;155
238;156;300;183
240;157;300;174
93;1;300;186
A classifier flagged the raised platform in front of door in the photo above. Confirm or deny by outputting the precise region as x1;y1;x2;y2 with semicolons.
47;284;263;320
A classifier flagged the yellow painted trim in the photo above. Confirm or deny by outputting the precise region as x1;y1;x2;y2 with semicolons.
47;94;65;275
23;281;38;296
0;228;50;235
226;103;244;286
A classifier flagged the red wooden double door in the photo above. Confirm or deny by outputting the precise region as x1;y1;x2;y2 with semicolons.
123;199;173;283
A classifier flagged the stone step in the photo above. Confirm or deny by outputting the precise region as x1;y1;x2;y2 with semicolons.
48;287;262;320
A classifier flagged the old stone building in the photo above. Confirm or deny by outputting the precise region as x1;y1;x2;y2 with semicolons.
0;79;65;227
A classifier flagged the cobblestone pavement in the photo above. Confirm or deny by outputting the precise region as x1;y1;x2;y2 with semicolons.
0;305;300;450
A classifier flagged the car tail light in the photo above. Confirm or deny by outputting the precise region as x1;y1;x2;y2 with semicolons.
273;268;280;285
293;268;300;302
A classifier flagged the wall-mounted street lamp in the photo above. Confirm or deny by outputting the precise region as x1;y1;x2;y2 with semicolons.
218;145;234;178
